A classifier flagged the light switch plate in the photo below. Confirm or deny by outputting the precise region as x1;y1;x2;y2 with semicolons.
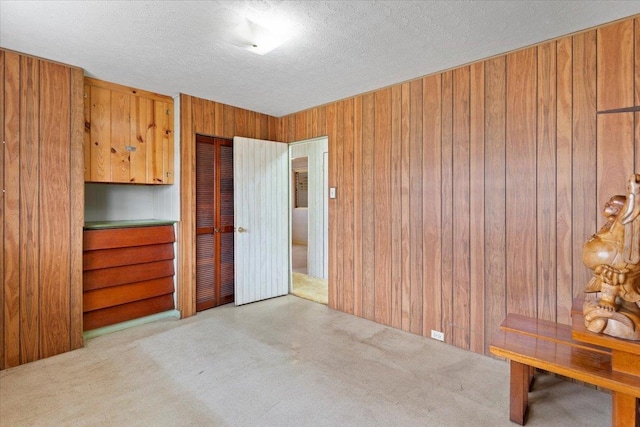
329;187;336;199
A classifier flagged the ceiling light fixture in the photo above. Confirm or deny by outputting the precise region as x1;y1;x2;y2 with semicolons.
231;18;291;55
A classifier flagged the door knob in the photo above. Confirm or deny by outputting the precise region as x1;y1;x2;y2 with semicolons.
237;226;246;233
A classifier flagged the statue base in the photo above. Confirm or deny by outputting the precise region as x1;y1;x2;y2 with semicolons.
583;299;640;341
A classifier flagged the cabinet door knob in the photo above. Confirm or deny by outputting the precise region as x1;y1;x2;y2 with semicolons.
237;226;246;233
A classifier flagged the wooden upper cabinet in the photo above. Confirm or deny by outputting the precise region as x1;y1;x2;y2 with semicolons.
84;77;174;184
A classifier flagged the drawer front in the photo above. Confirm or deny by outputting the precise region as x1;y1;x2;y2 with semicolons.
84;294;174;331
84;243;174;270
83;225;175;251
83;277;175;312
83;260;174;291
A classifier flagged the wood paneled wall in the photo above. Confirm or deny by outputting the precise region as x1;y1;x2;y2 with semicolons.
1;49;84;369
276;17;640;355
178;94;279;317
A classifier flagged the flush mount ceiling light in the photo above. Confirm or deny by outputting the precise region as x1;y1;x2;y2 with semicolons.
230;18;291;55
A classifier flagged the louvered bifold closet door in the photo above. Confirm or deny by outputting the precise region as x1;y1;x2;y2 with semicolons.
195;135;234;311
218;143;235;305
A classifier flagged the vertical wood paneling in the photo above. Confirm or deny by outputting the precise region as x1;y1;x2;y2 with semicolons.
374;89;392;326
422;74;443;337
317;106;327;138
327;103;338;308
636;18;640;108
441;71;454;343
572;30;597;297
390;85;402;329
343;99;355;314
484;56;507;353
202;100;214;134
597;21;635;224
469;62;485;353
179;94;195;316
2;51;82;368
409;79;423;335
19;55;40;363
400;83;411;331
597;113;635;217
0;49;5;367
4;51;21;368
506;48;537;319
537;42;557;322
335;101;345;312
409;80;423;335
39;61;71;358
636;113;640;173
177;16;640;355
223;104;235;139
556;37;573;325
191;97;204;134
247;111;256;137
361;94;375;320
295;111;306;141
214;102;224;136
287;115;296;143
69;67;85;351
597;20;634;111
636;18;640;173
452;67;470;348
235;108;248;137
352;98;363;317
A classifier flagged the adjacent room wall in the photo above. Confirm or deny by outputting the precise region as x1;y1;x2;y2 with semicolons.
276;16;640;355
290;137;329;279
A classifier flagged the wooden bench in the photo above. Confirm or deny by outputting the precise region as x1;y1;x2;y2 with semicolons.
490;311;640;426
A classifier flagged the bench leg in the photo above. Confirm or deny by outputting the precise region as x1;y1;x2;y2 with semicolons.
527;365;535;391
510;361;529;425
611;392;638;427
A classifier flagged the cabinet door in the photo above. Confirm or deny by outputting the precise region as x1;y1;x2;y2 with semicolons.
152;100;174;184
110;90;131;183
130;96;153;183
84;78;174;184
88;86;113;182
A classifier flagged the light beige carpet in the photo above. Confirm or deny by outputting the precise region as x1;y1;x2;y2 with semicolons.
0;296;610;426
291;272;328;304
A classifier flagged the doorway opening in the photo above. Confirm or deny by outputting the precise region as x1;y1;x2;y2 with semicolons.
289;137;329;305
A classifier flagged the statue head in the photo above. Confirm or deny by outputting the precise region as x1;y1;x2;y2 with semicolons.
604;195;626;219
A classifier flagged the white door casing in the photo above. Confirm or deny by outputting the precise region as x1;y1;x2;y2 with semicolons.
233;137;289;305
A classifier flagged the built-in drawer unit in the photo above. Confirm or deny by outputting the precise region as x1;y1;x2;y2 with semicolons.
83;222;176;331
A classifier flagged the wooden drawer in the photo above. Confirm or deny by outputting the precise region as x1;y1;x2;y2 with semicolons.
84;243;174;270
84;295;175;331
83;225;175;250
83;277;175;312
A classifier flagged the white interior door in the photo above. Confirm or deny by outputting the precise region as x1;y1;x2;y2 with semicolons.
234;137;289;305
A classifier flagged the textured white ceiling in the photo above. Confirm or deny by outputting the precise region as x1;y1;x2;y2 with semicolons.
1;1;640;117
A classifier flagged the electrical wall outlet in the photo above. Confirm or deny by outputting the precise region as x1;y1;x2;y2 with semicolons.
430;330;445;341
